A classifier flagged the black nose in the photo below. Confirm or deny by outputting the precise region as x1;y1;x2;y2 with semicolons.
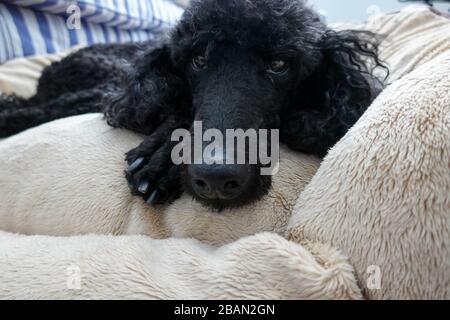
188;164;250;200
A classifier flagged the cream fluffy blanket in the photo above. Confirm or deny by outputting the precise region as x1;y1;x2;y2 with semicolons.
0;6;449;299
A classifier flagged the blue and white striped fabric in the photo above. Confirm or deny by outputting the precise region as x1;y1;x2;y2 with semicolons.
0;0;184;64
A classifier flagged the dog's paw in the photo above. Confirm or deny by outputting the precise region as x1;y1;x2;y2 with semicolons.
125;141;183;206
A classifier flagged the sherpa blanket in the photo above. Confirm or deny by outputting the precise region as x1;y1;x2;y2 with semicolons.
0;6;449;299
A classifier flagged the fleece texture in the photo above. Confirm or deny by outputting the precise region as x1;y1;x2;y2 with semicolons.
0;231;361;299
288;50;450;300
287;6;450;299
0;6;449;299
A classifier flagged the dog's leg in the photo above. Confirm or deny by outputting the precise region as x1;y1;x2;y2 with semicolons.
124;117;189;205
126;139;182;205
105;97;192;205
0;89;103;138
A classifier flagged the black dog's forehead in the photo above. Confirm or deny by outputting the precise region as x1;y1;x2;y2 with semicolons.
173;0;324;58
200;42;270;67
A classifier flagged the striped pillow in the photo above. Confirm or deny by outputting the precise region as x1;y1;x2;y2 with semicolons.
0;0;184;64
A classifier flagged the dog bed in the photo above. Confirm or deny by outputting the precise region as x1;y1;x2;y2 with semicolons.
0;6;449;299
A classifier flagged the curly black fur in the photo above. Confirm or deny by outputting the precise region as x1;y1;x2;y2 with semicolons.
0;0;387;210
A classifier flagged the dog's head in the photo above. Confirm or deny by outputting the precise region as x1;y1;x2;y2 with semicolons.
112;0;386;210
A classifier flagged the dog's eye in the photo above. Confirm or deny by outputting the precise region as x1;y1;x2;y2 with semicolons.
267;60;289;74
192;55;208;70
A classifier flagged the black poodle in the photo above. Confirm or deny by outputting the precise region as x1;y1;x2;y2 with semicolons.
0;0;387;210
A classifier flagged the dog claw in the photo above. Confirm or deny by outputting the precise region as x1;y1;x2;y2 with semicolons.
147;190;159;205
127;157;145;173
138;181;150;194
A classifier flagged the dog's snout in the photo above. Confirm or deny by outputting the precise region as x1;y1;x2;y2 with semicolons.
188;164;250;200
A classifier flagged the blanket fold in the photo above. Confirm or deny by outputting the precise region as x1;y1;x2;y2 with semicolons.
0;231;362;299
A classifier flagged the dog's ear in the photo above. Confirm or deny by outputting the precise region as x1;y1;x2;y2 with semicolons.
281;30;387;157
104;44;191;135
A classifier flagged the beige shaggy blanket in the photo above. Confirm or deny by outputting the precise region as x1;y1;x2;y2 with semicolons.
0;6;449;299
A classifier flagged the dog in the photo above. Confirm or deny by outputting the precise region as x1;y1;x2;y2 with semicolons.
0;0;387;210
